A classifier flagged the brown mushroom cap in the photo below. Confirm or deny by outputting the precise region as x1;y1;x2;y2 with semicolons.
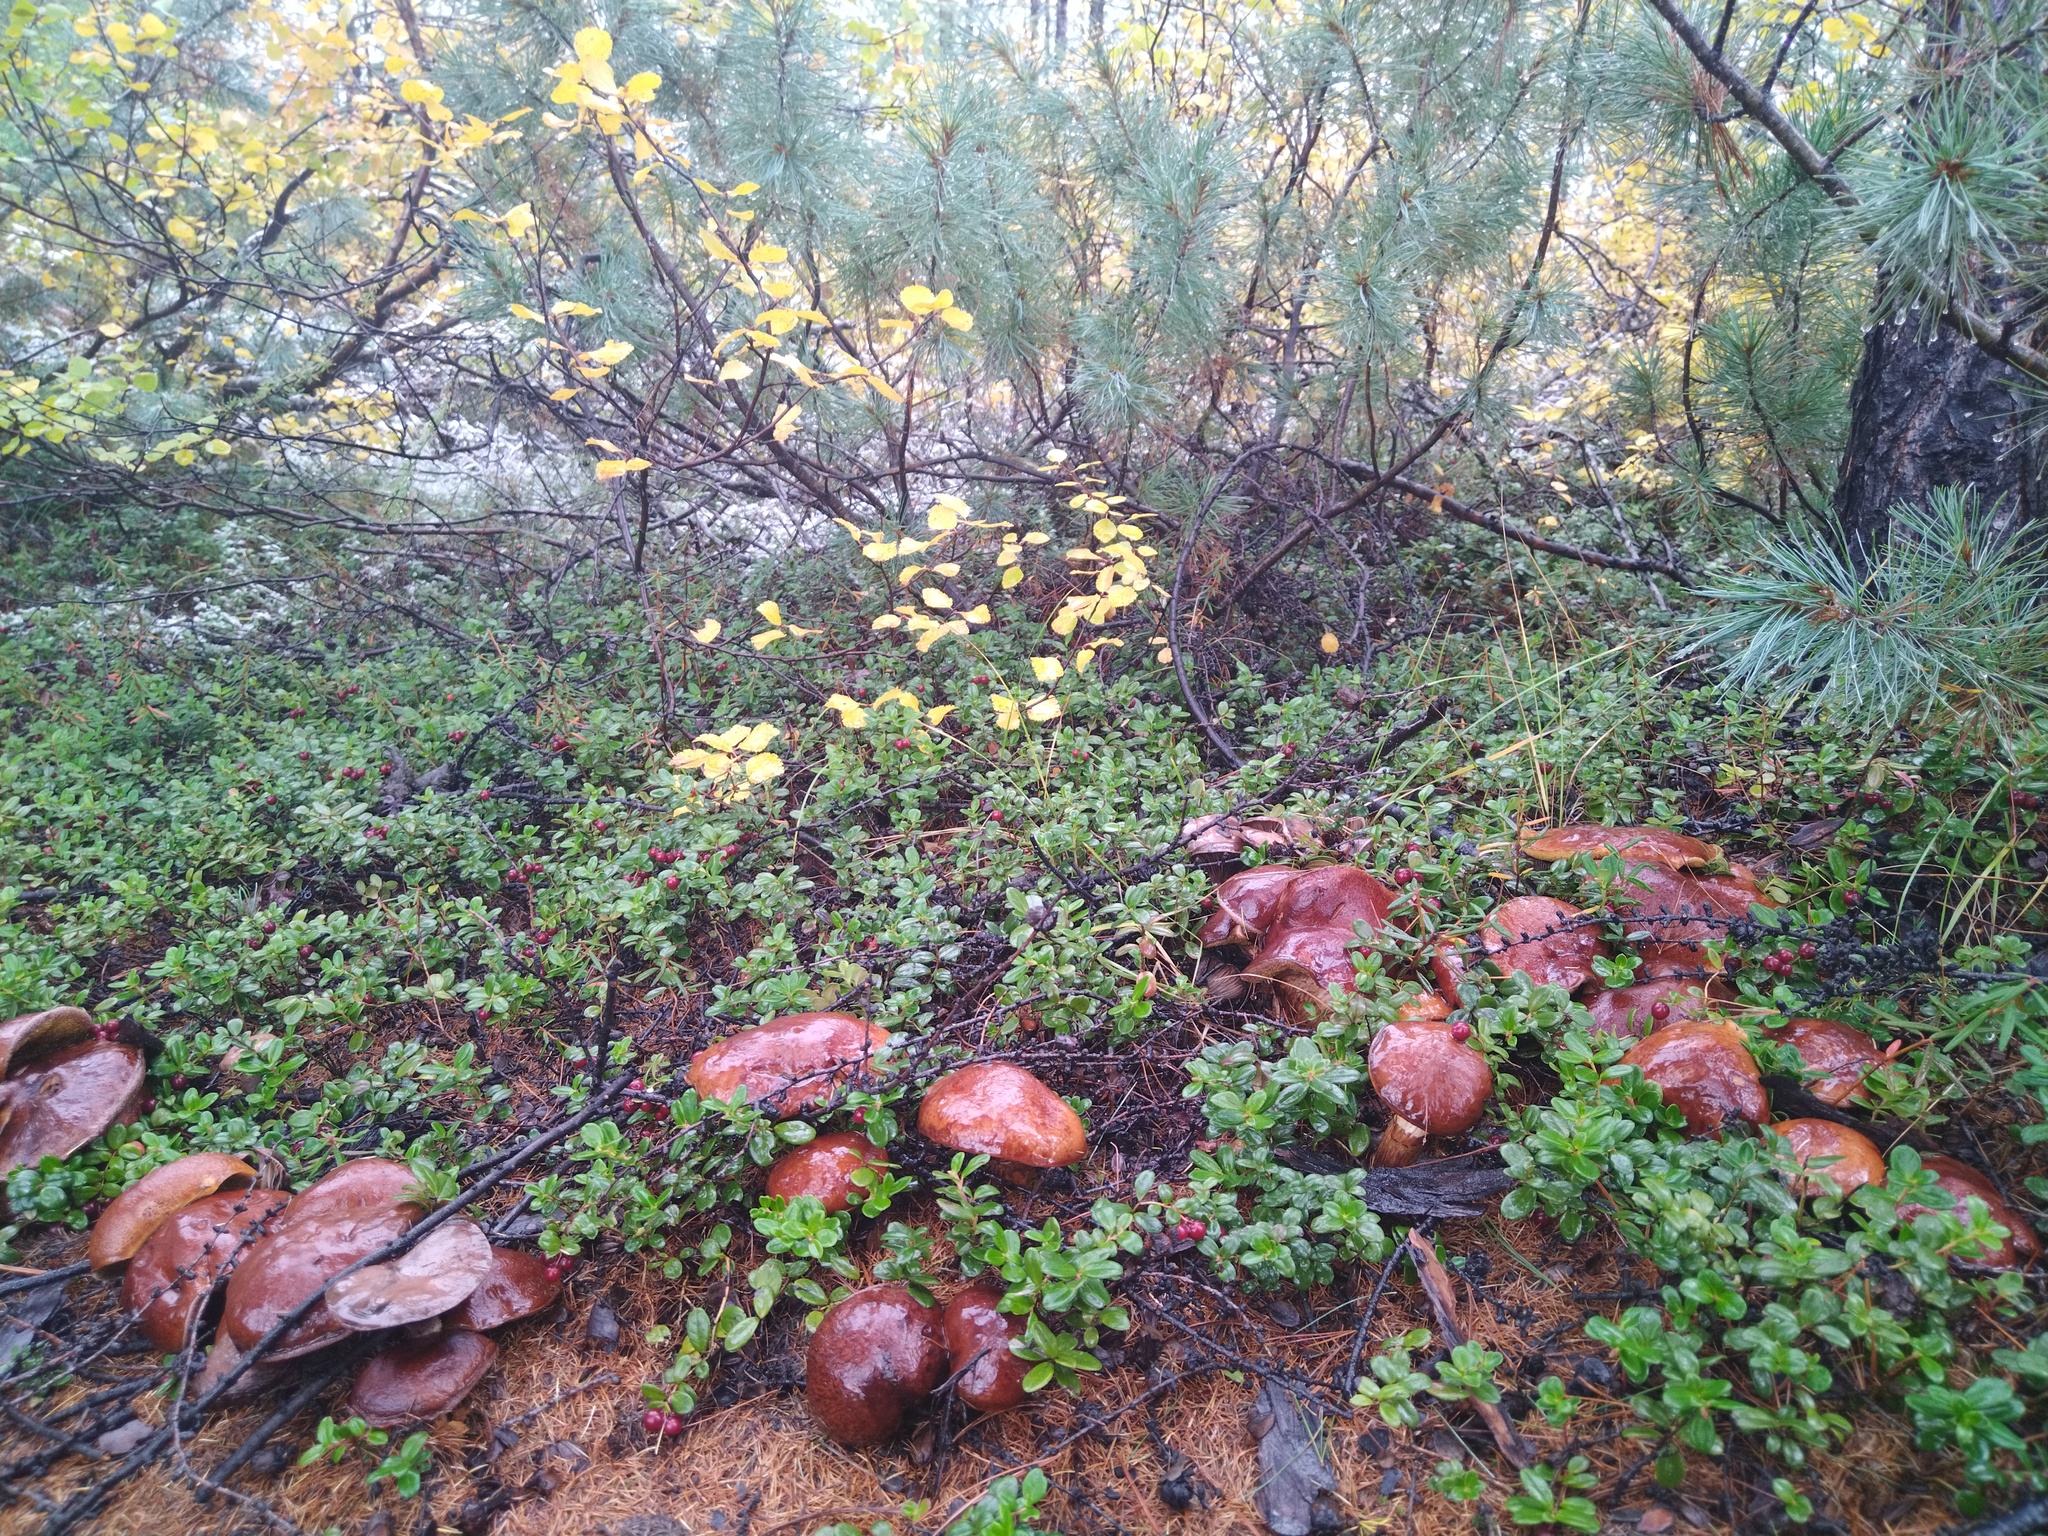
767;1133;888;1214
0;1042;146;1180
1618;1021;1768;1135
1610;863;1773;975
445;1246;561;1331
327;1218;493;1330
1520;824;1723;870
90;1153;259;1273
1761;1018;1888;1105
1902;1155;2040;1269
1270;864;1395;933
686;1012;891;1117
1368;1019;1493;1136
1771;1119;1887;1197
1197;866;1303;948
1239;866;1395;1018
805;1284;949;1445
1396;991;1452;1023
942;1284;1029;1413
0;1007;96;1079
273;1158;425;1233
215;1159;429;1356
1579;978;1726;1040
1431;896;1606;998
121;1188;289;1353
348;1330;499;1429
918;1064;1086;1169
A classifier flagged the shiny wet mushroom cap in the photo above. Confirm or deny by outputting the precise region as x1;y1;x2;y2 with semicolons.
1430;895;1606;998
1902;1155;2040;1270
222;1199;418;1360
1367;1018;1494;1168
0;1042;146;1181
766;1132;888;1214
1240;865;1395;1020
805;1284;949;1446
1609;863;1773;977
0;1006;96;1079
348;1330;499;1428
90;1153;258;1274
1619;1021;1768;1135
1770;1119;1887;1198
122;1187;289;1354
273;1157;425;1233
1762;1018;1890;1106
1519;824;1723;870
917;1063;1086;1170
1579;978;1725;1040
326;1218;493;1331
1196;866;1303;949
446;1246;561;1332
686;1012;891;1117
942;1284;1029;1413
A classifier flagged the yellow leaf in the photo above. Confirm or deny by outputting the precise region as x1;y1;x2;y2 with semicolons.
752;244;788;262
1320;631;1340;655
1001;566;1024;590
165;215;197;241
737;722;778;753
716;357;753;382
867;373;905;404
452;209;491;222
728;181;760;196
744;751;784;784
926;704;956;725
755;307;801;335
762;278;796;299
962;604;991;624
573;25;612;63
691;618;722;643
1030;656;1064;684
940;306;974;331
756;601;784;626
772;403;802;443
1044;447;1068;463
871;614;903;630
551;300;602;317
503;203;535;239
1156;647;1173;664
1023;531;1052;545
700;227;739;263
1075;648;1097;674
622;69;661;103
862;541;898;561
875;687;919;710
750;628;785;649
1093;518;1117;542
594;457;652;479
583;340;634;366
1025;696;1062;724
921;587;953;610
550;389;584;404
990;694;1022;730
399;78;441;104
824;693;869;728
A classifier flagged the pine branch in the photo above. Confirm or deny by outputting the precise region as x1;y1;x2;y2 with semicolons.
1637;0;2048;386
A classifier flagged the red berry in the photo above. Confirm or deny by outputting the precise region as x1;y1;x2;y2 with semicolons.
139;1097;156;1115
1279;743;1295;758
1799;942;1817;960
1450;1021;1473;1041
264;794;276;804
247;935;264;950
298;751;310;761
379;763;393;776
170;1073;188;1090
262;920;276;934
593;819;607;831
1649;1001;1671;1021
1392;867;1415;885
972;675;990;685
629;1079;644;1092
552;736;569;750
642;1410;665;1434
664;874;679;890
479;789;491;801
1405;842;1423;854
554;1257;578;1276
1842;889;1861;904
1175;1218;1207;1241
663;1413;685;1437
299;945;314;960
989;810;1003;823
892;737;912;750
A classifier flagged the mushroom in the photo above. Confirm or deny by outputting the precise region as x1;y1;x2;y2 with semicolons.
1761;1017;1891;1106
1900;1155;2040;1269
1196;866;1303;949
1606;862;1773;977
1396;991;1452;1022
1240;866;1396;1020
0;1042;146;1181
1430;895;1606;999
446;1247;561;1332
1770;1119;1887;1198
90;1153;258;1273
805;1284;949;1445
1519;824;1723;870
0;1006;95;1079
686;1012;891;1117
1181;812;1318;862
1366;1017;1494;1167
193;1332;289;1403
941;1283;1029;1413
766;1132;889;1214
1618;1021;1768;1135
221;1164;424;1360
348;1330;499;1428
326;1218;493;1331
917;1063;1087;1172
1578;978;1726;1040
121;1188;289;1353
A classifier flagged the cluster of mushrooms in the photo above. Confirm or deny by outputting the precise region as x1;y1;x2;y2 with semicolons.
0;1007;148;1183
685;1014;1088;1443
1196;821;2037;1266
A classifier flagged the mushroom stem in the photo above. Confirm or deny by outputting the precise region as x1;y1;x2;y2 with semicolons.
1370;1115;1428;1168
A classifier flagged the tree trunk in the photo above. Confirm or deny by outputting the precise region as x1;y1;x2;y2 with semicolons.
1833;293;2046;555
1090;0;1103;39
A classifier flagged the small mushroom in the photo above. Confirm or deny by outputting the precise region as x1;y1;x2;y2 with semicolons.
1196;866;1303;948
1618;1021;1768;1135
348;1330;499;1428
1578;978;1725;1039
1769;1120;1887;1198
766;1132;889;1213
941;1284;1028;1413
1366;1018;1493;1167
1608;863;1773;976
0;1042;146;1181
273;1157;426;1233
1518;824;1723;870
121;1188;289;1353
222;1203;419;1360
1761;1017;1890;1106
686;1012;891;1117
1900;1155;2040;1269
0;1007;95;1079
326;1218;493;1331
90;1153;259;1273
1430;896;1606;998
445;1247;561;1331
805;1284;949;1445
918;1064;1086;1171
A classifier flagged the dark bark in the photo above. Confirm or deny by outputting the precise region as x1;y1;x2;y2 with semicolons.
1835;293;2046;555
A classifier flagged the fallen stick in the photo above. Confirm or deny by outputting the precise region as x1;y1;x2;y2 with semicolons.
1406;1227;1536;1469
